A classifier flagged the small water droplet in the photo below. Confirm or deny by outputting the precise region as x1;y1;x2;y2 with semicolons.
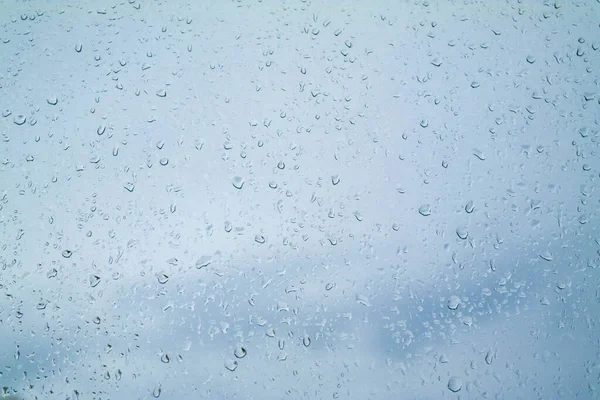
232;176;245;189
465;201;474;213
90;275;101;288
123;182;135;192
157;273;169;284
161;353;170;363
355;294;371;307
234;346;247;358
485;350;493;365
540;296;550;306
47;96;58;105
152;384;162;398
225;360;238;371
447;377;462;392
159;157;169;166
526;55;536;64
61;249;73;258
93;316;101;324
266;327;276;337
331;174;340;185
539;251;553;261
447;295;461;310
470;81;480;88
303;336;311;347
473;149;485;160
156;89;167;97
277;160;285;169
255;234;266;244
75;43;83;52
456;227;468;240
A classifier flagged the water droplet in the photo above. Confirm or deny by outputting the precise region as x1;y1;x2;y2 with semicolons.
90;275;101;288
277;161;285;169
232;176;245;189
224;360;238;372
156;140;165;149
266;327;276;337
447;377;462;392
152;384;162;398
93;316;101;324
418;204;431;216
470;81;480;88
47;96;58;105
540;296;550;306
526;55;535;64
159;157;169;166
234;346;247;358
442;160;449;168
156;89;167;97
224;221;232;232
355;294;371;307
473;149;485;160
456;227;468;240
123;182;135;192
13;115;26;125
465;201;474;213
75;43;83;52
161;353;170;363
325;283;334;291
255;234;266;244
157;273;169;284
269;181;278;189
61;249;73;258
447;295;461;310
331;175;340;185
195;255;211;270
303;336;311;347
485;350;493;365
539;251;553;261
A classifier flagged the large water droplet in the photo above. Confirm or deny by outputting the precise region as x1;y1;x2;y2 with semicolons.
418;204;432;216
62;249;73;258
303;336;311;347
232;176;245;189
456;227;468;240
157;273;169;284
331;174;340;185
13;115;26;125
152;384;162;398
447;377;462;392
464;201;474;213
195;255;211;270
160;353;170;363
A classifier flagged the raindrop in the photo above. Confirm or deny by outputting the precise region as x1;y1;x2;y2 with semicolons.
540;296;550;306
447;377;462;392
456;227;468;240
255;234;266;244
156;89;167;97
526;55;535;64
90;275;101;288
13;115;26;125
224;360;238;372
277;160;285;169
159;157;169;166
232;176;245;189
195;255;211;270
47;96;58;105
234;346;247;358
75;43;83;52
157;273;169;284
355;294;371;307
123;182;135;192
485;350;493;365
447;295;461;310
465;201;474;213
266;327;276;337
161;353;170;363
470;81;480;88
303;336;311;347
93;316;101;324
539;251;553;261
331;174;340;185
325;283;334;291
156;140;165;149
152;384;162;398
61;249;73;258
418;204;431;216
473;149;485;160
